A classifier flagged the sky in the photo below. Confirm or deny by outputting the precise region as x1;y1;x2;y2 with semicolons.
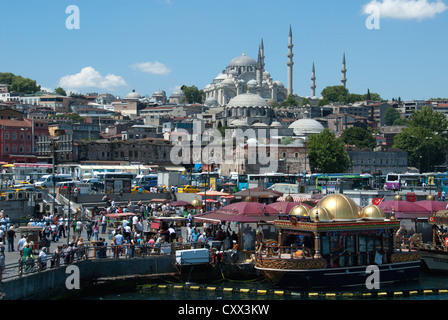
1;0;447;101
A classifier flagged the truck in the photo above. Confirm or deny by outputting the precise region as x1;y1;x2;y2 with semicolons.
157;171;185;188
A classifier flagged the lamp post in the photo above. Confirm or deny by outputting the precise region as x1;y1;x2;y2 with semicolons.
20;128;29;182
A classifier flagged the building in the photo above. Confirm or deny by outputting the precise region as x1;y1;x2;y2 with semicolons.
39;95;71;113
0;118;49;163
347;149;409;174
76;138;173;165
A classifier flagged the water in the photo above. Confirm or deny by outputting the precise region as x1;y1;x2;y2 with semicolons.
74;270;448;301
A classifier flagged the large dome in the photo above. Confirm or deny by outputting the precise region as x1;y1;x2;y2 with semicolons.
288;118;324;136
317;194;361;221
126;89;141;100
227;54;257;68
227;93;270;108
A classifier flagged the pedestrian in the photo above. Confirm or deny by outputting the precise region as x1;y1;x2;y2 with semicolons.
76;220;83;237
0;242;5;272
101;214;107;234
6;226;15;252
73;186;79;203
93;222;99;242
58;219;66;239
86;220;93;242
38;247;47;270
17;234;27;256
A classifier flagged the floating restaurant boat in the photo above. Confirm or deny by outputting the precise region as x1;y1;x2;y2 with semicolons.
420;209;448;272
254;193;421;289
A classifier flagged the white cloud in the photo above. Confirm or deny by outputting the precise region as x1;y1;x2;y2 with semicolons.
129;61;172;75
363;0;448;20
58;66;128;90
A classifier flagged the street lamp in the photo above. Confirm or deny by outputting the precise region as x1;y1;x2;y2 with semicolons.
20;128;29;182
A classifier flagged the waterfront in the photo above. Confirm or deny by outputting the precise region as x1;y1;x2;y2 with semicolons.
72;270;448;301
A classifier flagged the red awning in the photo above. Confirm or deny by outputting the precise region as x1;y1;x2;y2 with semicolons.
150;222;160;229
193;210;275;224
105;213;137;218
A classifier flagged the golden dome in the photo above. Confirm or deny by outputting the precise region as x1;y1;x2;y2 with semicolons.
191;198;202;207
318;194;361;221
244;196;253;202
427;194;435;201
309;206;332;222
289;205;310;217
361;204;386;220
285;194;294;202
394;194;402;201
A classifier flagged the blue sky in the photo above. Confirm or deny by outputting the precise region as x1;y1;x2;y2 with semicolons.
1;0;447;101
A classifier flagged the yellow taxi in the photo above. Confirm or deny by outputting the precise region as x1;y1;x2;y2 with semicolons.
178;185;200;193
131;186;150;193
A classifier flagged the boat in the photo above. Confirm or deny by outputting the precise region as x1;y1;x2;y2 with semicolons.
254;193;421;289
419;209;448;272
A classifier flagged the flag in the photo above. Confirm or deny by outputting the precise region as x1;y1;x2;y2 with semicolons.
372;197;384;206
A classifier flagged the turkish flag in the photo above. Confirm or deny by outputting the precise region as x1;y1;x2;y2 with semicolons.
372;198;384;206
445;237;448;248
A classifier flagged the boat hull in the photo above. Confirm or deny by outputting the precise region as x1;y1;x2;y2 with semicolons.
255;252;421;289
420;249;448;272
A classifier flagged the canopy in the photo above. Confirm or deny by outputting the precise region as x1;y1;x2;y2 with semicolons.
170;200;193;207
105;213;137;218
196;190;230;197
194;211;264;224
234;188;283;199
416;200;448;214
378;200;431;219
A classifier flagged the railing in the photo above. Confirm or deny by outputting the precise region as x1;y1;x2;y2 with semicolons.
0;242;206;282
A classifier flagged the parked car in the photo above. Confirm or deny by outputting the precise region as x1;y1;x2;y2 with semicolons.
178;185;200;193
131;186;150;193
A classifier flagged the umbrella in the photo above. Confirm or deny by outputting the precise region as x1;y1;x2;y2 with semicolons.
267;201;312;214
196;190;230;197
170;200;193;207
150;199;170;203
416;200;448;214
220;201;279;216
379;200;431;219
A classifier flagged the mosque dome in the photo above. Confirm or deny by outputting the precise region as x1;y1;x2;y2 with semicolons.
204;97;219;107
227;93;270;108
227;54;257;68
361;204;386;220
288;118;324;136
214;73;227;81
289;204;310;217
270;121;282;128
317;194;361;221
230;119;249;127
274;80;284;87
221;77;234;85
247;79;257;87
126;89;141;100
170;89;185;97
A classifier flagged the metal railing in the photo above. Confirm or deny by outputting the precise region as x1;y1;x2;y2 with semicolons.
0;241;217;282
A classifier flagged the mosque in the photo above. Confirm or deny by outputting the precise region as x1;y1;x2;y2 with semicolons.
203;27;294;108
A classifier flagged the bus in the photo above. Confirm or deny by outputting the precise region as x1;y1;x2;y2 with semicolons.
385;173;425;191
423;172;448;194
95;172;136;194
131;174;158;190
190;172;220;189
237;173;298;191
315;173;373;194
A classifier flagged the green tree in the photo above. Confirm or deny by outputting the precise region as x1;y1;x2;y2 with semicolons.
307;129;352;173
321;85;349;103
10;76;41;94
181;85;205;104
280;94;299;107
55;87;67;96
384;107;401;126
393;107;448;172
339;127;376;149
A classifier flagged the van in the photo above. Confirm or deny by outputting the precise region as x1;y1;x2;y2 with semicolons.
81;178;103;191
35;174;73;188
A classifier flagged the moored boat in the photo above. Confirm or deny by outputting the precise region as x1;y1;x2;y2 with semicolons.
254;193;421;289
420;209;448;272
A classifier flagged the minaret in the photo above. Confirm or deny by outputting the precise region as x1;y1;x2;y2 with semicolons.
287;25;294;96
341;52;347;88
256;39;265;90
311;62;316;97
